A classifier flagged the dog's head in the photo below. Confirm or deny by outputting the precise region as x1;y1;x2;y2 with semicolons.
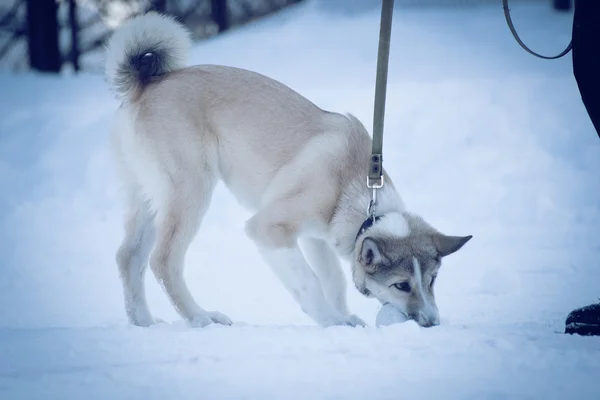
352;212;471;327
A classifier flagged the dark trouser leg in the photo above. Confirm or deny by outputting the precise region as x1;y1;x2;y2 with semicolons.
572;1;600;138
564;2;600;336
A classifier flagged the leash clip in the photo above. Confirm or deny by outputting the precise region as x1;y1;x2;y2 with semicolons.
366;175;384;217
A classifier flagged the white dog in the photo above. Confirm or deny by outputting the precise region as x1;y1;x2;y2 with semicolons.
106;12;472;328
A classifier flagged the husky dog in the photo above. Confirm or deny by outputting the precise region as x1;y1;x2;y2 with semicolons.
106;12;472;328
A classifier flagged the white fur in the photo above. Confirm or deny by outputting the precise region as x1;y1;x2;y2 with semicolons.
299;238;349;315
370;212;410;238
412;257;439;326
110;106;169;215
257;245;363;326
105;12;191;100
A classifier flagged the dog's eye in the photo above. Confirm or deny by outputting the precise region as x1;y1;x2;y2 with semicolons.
393;282;411;292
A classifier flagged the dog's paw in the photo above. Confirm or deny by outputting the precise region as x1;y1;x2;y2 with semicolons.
342;314;367;327
131;315;163;328
189;314;214;328
189;311;232;328
208;311;232;326
322;313;366;327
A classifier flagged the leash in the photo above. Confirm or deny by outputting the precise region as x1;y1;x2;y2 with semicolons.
365;0;571;221
502;0;572;60
368;0;394;217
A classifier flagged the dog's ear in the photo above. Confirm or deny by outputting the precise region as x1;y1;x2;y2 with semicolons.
432;233;472;257
360;238;388;273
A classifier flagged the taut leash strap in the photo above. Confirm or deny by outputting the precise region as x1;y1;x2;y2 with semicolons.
369;0;394;190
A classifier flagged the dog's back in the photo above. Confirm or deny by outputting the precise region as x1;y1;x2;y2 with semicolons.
106;12;366;211
136;65;359;208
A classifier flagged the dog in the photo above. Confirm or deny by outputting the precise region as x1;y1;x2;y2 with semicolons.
106;12;472;328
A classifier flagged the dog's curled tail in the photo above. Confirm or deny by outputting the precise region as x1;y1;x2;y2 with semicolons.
105;12;191;101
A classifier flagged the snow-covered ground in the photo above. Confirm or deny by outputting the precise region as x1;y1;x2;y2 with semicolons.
1;1;599;398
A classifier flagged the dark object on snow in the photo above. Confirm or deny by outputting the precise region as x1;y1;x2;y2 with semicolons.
565;303;600;336
572;1;600;138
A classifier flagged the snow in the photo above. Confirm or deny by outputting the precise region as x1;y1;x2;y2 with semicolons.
1;1;600;398
376;303;409;326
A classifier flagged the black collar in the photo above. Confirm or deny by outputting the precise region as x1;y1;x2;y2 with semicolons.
355;214;382;242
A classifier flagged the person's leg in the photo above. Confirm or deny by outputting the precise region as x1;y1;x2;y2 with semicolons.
553;0;571;12
572;0;600;138
565;2;600;336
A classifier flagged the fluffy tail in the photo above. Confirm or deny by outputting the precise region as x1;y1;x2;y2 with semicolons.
105;12;191;100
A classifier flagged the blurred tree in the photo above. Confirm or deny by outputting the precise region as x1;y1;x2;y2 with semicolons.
149;0;167;12
1;0;303;73
26;0;61;72
69;0;80;72
0;1;26;69
212;0;229;32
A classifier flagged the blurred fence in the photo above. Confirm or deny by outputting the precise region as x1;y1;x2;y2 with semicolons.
394;0;565;6
0;0;304;73
0;0;571;73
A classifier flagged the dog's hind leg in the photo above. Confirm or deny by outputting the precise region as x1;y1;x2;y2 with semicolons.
116;189;156;327
299;238;350;316
149;173;232;328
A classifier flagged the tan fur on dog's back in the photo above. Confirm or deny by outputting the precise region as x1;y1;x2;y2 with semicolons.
136;65;356;208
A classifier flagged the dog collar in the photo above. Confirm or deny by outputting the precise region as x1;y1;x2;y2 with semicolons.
355;214;382;242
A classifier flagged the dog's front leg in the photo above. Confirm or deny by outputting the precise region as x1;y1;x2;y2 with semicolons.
246;214;365;327
299;238;350;316
258;246;364;327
